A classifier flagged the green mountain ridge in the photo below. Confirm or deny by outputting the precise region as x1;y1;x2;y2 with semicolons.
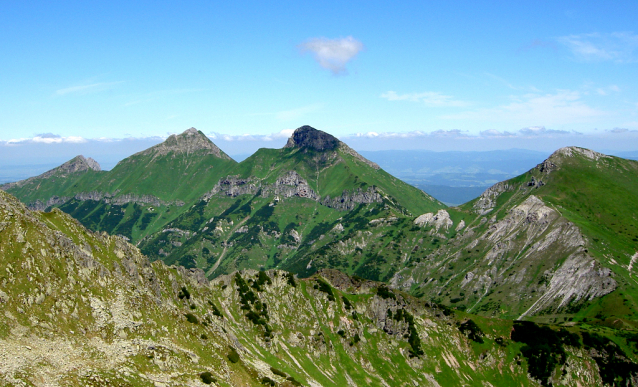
3;128;638;329
2;187;638;386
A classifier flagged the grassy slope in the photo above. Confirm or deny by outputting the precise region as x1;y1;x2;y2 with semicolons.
4;168;105;204
91;149;237;202
138;144;445;280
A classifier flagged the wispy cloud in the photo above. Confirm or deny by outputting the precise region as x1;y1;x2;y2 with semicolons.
55;81;124;96
380;91;469;107
207;129;294;143
299;36;363;75
557;32;638;62
441;90;605;125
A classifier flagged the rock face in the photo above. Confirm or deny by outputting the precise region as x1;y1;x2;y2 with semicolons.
135;127;230;159
0;155;100;191
284;125;340;151
414;209;453;231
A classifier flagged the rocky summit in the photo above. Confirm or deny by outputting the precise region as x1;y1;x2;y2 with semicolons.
135;127;231;160
284;125;340;151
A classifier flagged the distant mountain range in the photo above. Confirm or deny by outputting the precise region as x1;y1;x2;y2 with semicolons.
3;126;638;330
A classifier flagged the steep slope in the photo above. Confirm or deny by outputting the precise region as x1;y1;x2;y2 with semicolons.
138;125;444;279
3;188;638;386
376;147;638;325
3;128;237;242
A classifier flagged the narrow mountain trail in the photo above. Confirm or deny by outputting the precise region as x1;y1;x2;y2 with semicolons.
206;215;250;277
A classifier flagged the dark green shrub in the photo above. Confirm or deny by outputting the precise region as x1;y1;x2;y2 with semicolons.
227;348;240;363
208;300;223;317
459;319;484;344
261;376;276;386
200;372;216;384
286;376;302;386
315;279;335;301
185;313;198;324
376;285;396;300
511;321;569;386
190;304;196;310
285;272;297;287
337;329;346;337
353;333;361;344
342;296;352;310
270;367;287;377
178;286;191;300
200;333;208;340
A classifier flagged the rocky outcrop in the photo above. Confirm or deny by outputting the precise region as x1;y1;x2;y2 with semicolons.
321;187;383;211
262;171;319;200
203;176;260;198
284;125;340;151
1;155;101;191
205;170;379;211
133;127;230;160
26;196;70;211
414;210;453;231
473;181;512;215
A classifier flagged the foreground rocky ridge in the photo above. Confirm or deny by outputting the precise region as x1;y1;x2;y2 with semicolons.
3;188;638;386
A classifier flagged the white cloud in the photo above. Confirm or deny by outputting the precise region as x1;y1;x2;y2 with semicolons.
479;129;517;138
6;133;88;145
441;90;605;125
56;81;124;96
380;91;469;107
299;36;363;75
348;130;470;139
557;32;638;62
206;129;295;143
275;104;323;121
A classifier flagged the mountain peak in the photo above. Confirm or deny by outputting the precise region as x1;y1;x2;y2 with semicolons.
138;128;230;159
0;155;100;191
284;125;340;151
66;155;102;172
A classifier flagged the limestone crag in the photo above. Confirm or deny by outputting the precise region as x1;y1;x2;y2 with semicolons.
321;187;383;211
473;181;512;215
414;210;453;231
399;195;617;318
203;176;260;199
262;170;320;200
26;195;70;211
205;170;379;210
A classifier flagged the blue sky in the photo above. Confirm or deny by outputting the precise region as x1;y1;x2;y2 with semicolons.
1;0;638;157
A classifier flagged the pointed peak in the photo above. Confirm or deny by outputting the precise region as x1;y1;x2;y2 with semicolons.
59;155;101;173
284;125;340;151
137;128;231;160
